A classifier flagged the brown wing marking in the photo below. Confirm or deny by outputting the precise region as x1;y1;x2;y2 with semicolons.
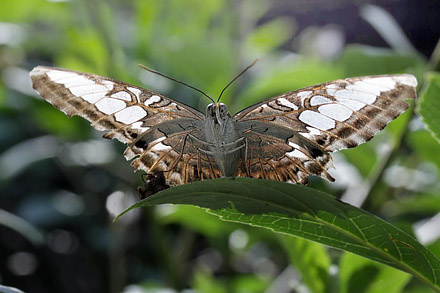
237;128;334;184
234;75;417;152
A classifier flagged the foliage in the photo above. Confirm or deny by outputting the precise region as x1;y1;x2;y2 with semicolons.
418;72;440;143
118;178;440;291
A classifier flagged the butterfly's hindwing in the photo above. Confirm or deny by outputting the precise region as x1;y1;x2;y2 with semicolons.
236;121;334;183
125;119;222;185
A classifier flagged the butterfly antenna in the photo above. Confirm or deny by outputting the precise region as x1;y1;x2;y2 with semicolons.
138;64;215;104
216;58;259;103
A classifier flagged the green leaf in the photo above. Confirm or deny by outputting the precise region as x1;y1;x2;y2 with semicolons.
339;252;412;293
417;72;440;143
117;178;440;291
338;45;425;77
382;193;440;217
407;130;440;169
156;205;238;238
58;29;110;75
279;235;330;293
244;17;295;54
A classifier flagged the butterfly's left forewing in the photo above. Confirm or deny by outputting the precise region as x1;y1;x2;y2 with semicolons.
234;74;417;183
31;66;210;185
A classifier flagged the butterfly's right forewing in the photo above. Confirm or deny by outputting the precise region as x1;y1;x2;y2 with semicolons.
234;74;417;183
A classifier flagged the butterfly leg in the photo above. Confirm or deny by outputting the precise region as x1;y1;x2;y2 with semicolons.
197;148;221;178
219;137;246;155
221;143;245;154
167;133;190;173
197;149;202;179
244;137;251;177
198;148;215;156
188;133;214;147
219;137;245;149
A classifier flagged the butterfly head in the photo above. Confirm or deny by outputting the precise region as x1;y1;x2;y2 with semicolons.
206;103;231;126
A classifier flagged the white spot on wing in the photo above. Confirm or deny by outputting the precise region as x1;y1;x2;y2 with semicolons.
131;122;150;131
102;81;114;90
394;75;417;87
337;99;366;111
300;132;313;139
82;92;106;103
150;142;172;152
306;127;321;135
346;81;383;96
297;91;312;106
47;70;78;81
318;104;353;121
127;87;142;101
288;141;301;149
299;110;335;131
297;91;312;99
286;149;308;159
335;89;376;104
310;95;332;106
69;84;110;96
114;106;147;124
144;95;161;106
299;126;322;139
325;84;340;96
150;136;166;147
363;77;395;89
277;98;298;110
95;98;126;114
111;91;131;101
57;75;95;87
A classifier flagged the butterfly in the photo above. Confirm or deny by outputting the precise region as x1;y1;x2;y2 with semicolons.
30;65;417;186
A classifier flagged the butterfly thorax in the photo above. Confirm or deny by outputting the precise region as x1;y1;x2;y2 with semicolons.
203;103;243;177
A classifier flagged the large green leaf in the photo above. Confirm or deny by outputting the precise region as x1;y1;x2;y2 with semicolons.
117;177;440;291
417;72;440;143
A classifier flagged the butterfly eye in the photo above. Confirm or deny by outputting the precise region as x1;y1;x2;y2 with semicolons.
219;103;227;114
206;104;215;115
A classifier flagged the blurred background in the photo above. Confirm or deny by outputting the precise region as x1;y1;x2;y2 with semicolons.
1;0;439;292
